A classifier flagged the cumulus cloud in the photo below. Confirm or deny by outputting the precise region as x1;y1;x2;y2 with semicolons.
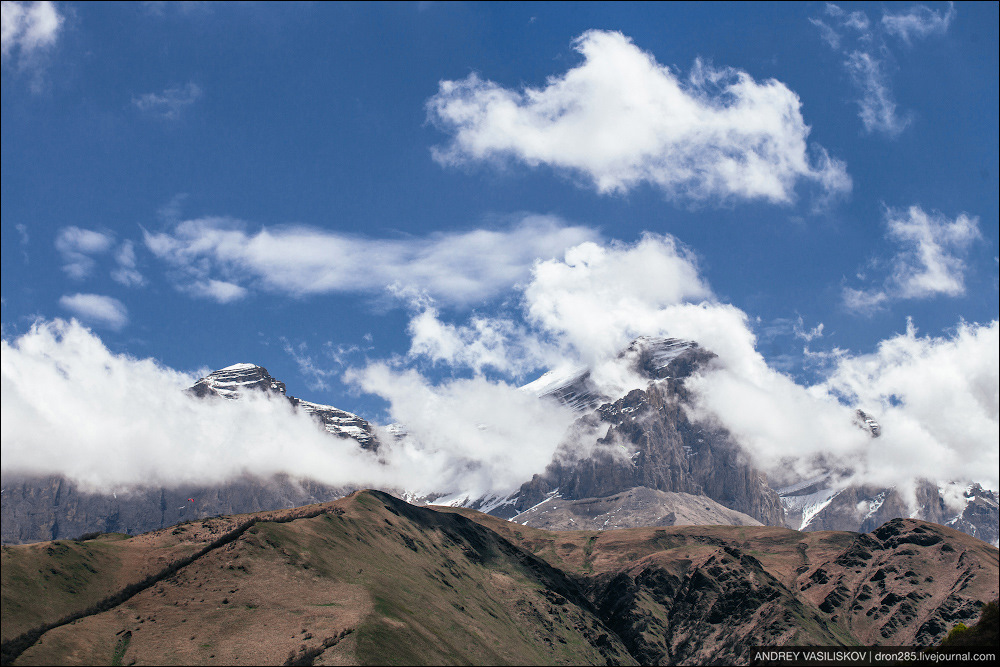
1;0;62;80
58;294;129;330
345;363;578;497
2;320;380;490
144;214;600;305
132;82;203;119
428;30;849;204
882;3;955;44
844;205;981;310
812;3;953;136
55;227;116;280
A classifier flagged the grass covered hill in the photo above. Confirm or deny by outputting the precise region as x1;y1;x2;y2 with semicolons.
2;490;997;666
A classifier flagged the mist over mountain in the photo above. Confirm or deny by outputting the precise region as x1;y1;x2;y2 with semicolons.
3;332;996;548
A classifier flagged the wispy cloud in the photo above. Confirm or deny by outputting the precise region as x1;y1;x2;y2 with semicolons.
111;241;145;288
843;205;981;311
882;3;955;44
58;293;129;330
428;30;849;205
55;227;115;280
144;214;601;306
282;340;337;392
844;49;910;137
812;3;954;137
132;82;203;119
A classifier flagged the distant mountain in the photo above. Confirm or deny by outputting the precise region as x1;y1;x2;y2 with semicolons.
510;486;764;531
465;337;785;527
2;492;996;666
1;364;372;545
778;476;999;546
3;348;997;548
465;337;998;548
190;363;380;450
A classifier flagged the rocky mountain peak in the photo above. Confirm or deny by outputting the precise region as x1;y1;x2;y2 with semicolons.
189;363;287;399
521;336;716;415
188;364;379;451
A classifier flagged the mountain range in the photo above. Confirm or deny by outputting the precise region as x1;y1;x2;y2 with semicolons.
2;337;996;547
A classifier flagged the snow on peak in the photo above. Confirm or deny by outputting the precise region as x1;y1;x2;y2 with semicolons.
219;362;260;371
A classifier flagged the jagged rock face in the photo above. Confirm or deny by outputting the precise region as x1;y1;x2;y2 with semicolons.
512;339;785;527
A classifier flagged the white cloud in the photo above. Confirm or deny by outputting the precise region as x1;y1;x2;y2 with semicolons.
886;206;980;299
428;30;849;205
1;1;61;62
821;319;998;492
882;3;955;44
844;205;981;309
187;279;248;303
793;317;825;342
386;232;998;501
0;319;576;498
345;363;579;496
1;320;381;490
132;82;203;119
111;241;145;287
144;214;600;305
58;294;129;330
844;50;910;136
55;227;115;280
407;307;541;376
842;286;890;314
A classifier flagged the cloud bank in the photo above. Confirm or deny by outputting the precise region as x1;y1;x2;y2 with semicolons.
144;214;600;305
1;319;577;499
373;233;999;499
428;30;849;204
5;232;996;504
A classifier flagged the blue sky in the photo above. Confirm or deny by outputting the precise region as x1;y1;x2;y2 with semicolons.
2;1;997;429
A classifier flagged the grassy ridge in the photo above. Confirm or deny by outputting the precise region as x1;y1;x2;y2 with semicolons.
2;491;997;666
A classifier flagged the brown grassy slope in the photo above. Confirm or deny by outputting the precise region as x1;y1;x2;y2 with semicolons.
441;508;999;662
4;493;996;666
4;490;633;666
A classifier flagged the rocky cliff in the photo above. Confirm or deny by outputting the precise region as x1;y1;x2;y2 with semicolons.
507;338;786;527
